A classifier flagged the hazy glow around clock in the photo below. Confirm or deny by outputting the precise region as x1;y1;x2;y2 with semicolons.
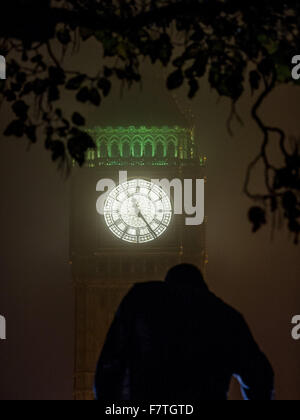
104;179;172;243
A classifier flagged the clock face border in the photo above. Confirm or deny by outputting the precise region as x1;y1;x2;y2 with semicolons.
104;179;173;244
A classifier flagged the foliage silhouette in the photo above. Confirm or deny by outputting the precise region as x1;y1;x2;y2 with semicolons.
0;0;300;241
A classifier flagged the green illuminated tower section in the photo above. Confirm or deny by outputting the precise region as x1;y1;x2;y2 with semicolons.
85;125;206;166
71;126;207;400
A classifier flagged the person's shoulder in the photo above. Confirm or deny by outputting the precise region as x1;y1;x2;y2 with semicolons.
208;292;245;323
123;282;166;309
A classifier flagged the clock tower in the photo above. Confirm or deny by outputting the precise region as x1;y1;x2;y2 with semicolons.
71;126;207;400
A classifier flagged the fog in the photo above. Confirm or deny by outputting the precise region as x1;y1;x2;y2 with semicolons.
0;60;299;400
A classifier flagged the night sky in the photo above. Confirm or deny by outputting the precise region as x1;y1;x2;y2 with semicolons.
0;51;299;399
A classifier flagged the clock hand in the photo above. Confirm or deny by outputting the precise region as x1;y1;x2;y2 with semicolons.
131;198;157;239
137;211;157;239
131;198;140;216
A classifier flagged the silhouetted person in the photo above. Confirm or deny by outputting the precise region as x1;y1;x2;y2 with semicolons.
95;264;274;401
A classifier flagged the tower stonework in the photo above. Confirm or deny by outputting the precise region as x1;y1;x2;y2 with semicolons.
71;126;207;400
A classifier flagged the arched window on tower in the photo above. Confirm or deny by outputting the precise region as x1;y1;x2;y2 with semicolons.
167;141;176;159
100;142;108;158
144;142;153;158
111;142;120;158
133;142;141;158
122;142;131;158
89;150;95;161
156;142;165;158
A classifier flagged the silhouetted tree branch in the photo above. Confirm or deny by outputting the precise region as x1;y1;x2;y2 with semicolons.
0;0;300;241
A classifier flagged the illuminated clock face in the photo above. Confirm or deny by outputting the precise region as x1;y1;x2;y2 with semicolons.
104;179;172;244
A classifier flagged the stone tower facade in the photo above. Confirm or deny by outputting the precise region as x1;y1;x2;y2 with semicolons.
71;126;207;400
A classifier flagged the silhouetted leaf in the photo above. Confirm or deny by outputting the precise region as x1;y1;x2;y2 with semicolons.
66;75;86;90
167;69;184;90
31;54;47;71
12;100;29;120
188;79;199;99
157;33;173;66
173;56;185;68
68;132;95;166
31;54;43;64
48;85;60;102
11;83;22;93
248;207;266;232
21;82;34;96
6;60;20;77
57;29;71;45
80;27;94;41
271;197;278;213
97;78;111;97
191;27;205;42
4;120;25;137
16;72;27;85
72;112;85;126
194;54;208;78
102;36;119;57
33;78;48;95
4;90;17;102
48;67;65;85
76;87;90;103
276;64;291;83
289;219;300;237
249;71;261;93
209;65;244;100
89;88;101;106
25;125;37;143
55;108;62;118
282;191;297;212
258;57;275;76
50;140;66;162
104;67;113;78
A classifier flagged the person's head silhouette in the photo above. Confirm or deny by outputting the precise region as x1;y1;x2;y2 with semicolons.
165;264;207;290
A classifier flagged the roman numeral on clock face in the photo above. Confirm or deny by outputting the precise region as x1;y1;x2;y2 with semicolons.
121;227;130;239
